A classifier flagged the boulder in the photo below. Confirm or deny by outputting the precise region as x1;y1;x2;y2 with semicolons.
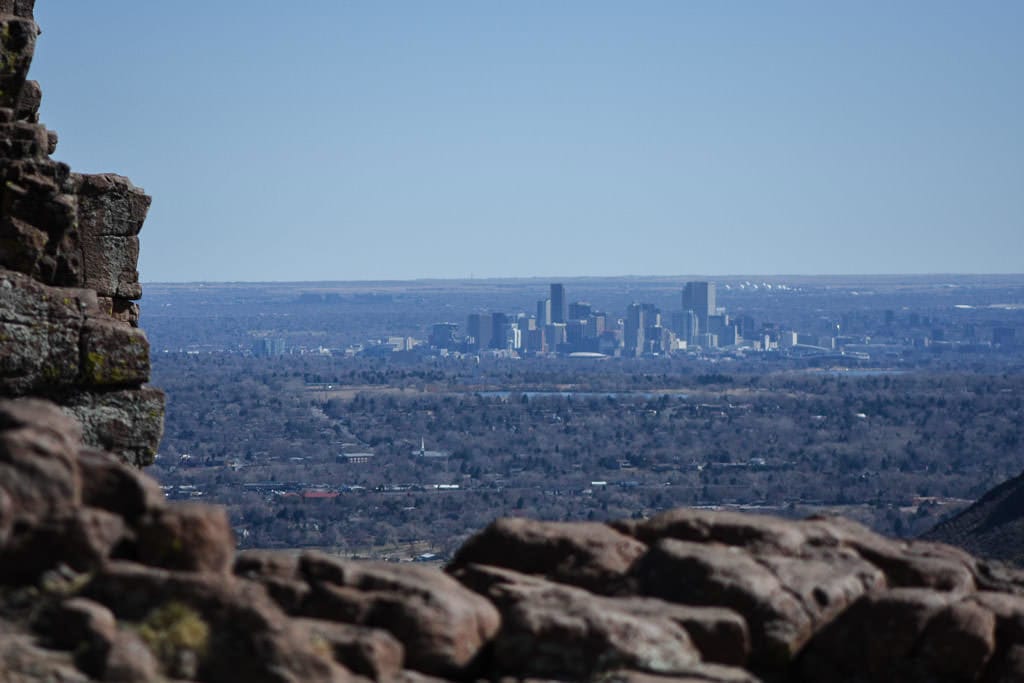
0;622;89;683
135;503;235;573
631;538;811;671
235;549;301;581
805;515;977;593
295;618;405;680
98;629;161;683
34;596;160;682
752;548;885;630
448;517;647;594
916;599;997;681
0;398;81;521
82;561;351;683
0;506;124;581
614;508;810;557
39;596;117;653
76;447;165;522
235;550;309;613
605;597;750;667
299;551;500;678
453;563;703;678
797;588;956;681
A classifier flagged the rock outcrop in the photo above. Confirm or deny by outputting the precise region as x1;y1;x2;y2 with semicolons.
7;2;1024;682
0;0;162;467
5;399;1024;682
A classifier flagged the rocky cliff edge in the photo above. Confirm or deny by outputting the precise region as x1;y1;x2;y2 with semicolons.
1;0;162;468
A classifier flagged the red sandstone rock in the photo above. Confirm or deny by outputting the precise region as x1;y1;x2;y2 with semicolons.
98;630;160;683
295;618;405;680
798;588;958;681
453;563;705;678
135;503;235;573
603;597;750;668
614;508;810;557
82;561;352;683
0;398;81;521
236;549;302;580
235;550;310;613
448;516;648;594
0;506;125;582
917;599;997;680
806;515;978;593
41;596;117;654
631;538;812;670
299;551;500;678
77;447;165;522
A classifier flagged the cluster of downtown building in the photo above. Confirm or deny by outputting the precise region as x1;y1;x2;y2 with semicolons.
239;281;1020;361
428;282;749;358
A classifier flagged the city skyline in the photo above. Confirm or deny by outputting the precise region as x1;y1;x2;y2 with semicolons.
452;281;744;357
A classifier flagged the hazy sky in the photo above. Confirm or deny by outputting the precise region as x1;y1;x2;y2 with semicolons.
32;2;1023;282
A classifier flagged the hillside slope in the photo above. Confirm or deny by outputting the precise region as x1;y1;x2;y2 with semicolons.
923;471;1024;566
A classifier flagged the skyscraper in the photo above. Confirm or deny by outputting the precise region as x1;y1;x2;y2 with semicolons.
671;309;698;346
429;323;458;349
490;312;509;350
550;283;566;325
536;299;551;327
466;313;492;351
568;301;592;320
682;281;716;334
625;303;646;357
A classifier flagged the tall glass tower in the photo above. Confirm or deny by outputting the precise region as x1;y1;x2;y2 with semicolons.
550;283;566;325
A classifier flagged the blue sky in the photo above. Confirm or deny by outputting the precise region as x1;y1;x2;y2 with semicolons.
31;2;1023;282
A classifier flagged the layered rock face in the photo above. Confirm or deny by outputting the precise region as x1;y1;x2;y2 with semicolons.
0;0;162;467
5;401;1024;682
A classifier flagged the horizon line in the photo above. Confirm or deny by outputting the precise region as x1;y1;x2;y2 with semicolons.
141;272;1024;286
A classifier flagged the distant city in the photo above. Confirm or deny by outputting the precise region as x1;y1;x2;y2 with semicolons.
143;276;1024;556
434;282;745;358
248;280;1017;363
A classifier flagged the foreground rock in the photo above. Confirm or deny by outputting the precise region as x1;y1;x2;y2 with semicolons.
261;550;502;678
451;563;746;679
7;396;1024;682
0;0;162;466
448;517;646;594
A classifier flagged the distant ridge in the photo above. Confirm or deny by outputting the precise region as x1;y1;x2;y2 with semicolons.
923;470;1024;566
